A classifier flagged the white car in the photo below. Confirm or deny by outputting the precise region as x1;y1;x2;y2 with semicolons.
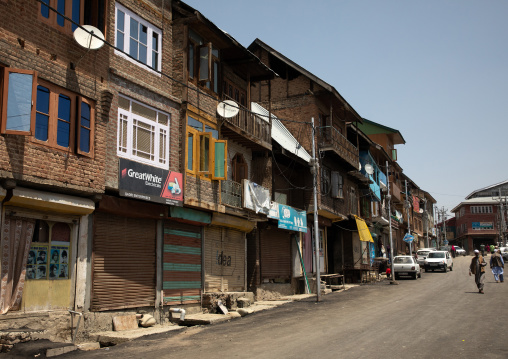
393;255;421;280
416;249;436;267
424;251;453;272
453;246;466;256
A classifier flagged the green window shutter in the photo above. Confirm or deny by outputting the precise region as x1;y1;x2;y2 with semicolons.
213;140;227;180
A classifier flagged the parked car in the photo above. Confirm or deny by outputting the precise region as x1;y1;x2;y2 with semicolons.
393;255;421;280
416;249;436;267
424;251;453;272
453;246;466;256
499;247;508;261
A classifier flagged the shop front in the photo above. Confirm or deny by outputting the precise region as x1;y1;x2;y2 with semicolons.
0;186;94;339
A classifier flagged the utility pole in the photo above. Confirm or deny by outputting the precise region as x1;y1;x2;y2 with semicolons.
497;188;506;246
441;207;448;247
434;206;439;248
404;180;412;256
386;161;396;283
311;117;320;302
424;198;429;248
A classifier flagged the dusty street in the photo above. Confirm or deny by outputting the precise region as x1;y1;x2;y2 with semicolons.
19;256;508;358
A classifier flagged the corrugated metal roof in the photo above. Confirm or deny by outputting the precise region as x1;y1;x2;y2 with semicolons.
251;102;311;162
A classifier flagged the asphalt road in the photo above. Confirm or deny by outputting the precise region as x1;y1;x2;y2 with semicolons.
30;255;508;358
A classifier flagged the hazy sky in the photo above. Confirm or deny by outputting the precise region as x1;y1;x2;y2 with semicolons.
183;0;508;214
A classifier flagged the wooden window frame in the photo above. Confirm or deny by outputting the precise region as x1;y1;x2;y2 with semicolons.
187;28;220;95
232;153;248;184
1;69;95;156
185;113;227;180
76;96;95;157
1;67;37;135
33;80;77;153
38;0;106;36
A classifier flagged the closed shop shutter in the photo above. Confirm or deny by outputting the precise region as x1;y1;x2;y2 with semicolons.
163;221;202;305
204;226;245;292
260;228;291;280
92;213;156;311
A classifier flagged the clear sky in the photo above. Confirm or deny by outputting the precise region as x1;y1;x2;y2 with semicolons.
183;0;508;214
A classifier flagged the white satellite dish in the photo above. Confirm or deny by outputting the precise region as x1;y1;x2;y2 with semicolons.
73;25;105;50
419;208;424;214
364;164;374;175
217;100;239;118
358;162;362;171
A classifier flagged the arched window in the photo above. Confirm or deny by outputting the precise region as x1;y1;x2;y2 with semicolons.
232;153;248;183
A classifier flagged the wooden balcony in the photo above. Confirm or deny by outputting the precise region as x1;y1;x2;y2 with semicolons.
390;181;402;203
219;95;271;151
318;126;359;169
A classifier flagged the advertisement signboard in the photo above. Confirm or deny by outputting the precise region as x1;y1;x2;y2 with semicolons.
472;222;493;230
119;158;183;206
277;204;307;232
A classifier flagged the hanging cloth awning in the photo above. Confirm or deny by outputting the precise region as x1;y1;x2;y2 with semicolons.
354;215;374;242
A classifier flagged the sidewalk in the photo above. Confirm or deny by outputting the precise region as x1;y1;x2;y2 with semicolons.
7;285;360;357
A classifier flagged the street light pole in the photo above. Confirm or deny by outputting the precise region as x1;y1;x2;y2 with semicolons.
386;161;396;284
311;117;321;302
405;180;412;256
424;198;429;248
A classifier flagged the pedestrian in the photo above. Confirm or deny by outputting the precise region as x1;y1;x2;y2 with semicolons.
469;249;487;294
480;243;485;256
490;244;495;253
451;245;456;258
490;246;504;283
386;266;391;279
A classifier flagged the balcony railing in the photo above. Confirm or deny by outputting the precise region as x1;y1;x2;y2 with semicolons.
221;95;271;148
221;179;242;208
318;126;359;168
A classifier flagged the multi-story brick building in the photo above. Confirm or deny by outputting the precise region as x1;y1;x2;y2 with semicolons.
0;0;110;340
452;180;508;253
248;39;374;284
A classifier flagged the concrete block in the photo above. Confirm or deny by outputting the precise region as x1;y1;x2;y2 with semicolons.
112;315;138;331
77;342;101;351
46;345;77;357
237;308;253;317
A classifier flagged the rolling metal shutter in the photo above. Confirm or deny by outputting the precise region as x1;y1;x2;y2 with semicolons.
204;226;245;292
91;213;156;311
260;228;291;280
163;221;202;305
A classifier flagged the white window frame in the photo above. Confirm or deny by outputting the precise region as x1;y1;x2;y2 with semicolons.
117;95;170;169
114;3;162;75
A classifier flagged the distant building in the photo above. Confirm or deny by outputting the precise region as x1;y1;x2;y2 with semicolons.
452;180;508;253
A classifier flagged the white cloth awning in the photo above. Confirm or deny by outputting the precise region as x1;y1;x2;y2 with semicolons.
251;102;311;162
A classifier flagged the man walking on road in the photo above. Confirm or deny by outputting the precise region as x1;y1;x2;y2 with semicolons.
490;246;504;283
470;249;487;294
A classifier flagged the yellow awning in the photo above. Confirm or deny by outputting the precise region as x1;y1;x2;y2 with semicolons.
354;215;374;242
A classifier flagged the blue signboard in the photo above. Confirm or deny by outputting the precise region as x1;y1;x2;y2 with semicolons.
403;233;414;243
277;204;307;232
370;243;376;265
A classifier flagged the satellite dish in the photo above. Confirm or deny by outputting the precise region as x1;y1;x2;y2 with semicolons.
73;25;105;50
217;100;239;118
419;208;424;214
364;164;374;175
358;162;362;171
